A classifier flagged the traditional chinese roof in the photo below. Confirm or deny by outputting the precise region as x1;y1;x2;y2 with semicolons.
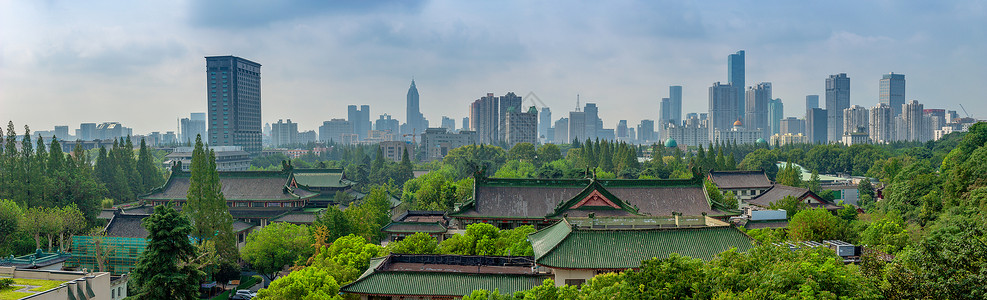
528;219;754;270
708;171;773;189
232;221;256;233
142;171;316;201
381;222;447;234
451;177;734;219
289;168;354;189
270;211;319;224
341;254;547;297
746;184;839;210
104;212;150;239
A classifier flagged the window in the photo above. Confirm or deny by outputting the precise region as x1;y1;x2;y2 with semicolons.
564;279;586;287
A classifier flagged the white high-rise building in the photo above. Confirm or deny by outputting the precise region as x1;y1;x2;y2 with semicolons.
708;82;739;143
745;82;771;140
869;103;894;143
843;105;869;135
902;100;926;142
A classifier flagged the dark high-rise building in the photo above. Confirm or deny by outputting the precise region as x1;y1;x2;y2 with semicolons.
616;120;628;139
880;73;905;116
77;123;97;141
669;86;683;126
348;105;371;140
745;82;771;139
708;82;739;141
805;95;819;110
768;98;784;136
825;73;850;142
406;80;424;135
728;51;745;120
504;106;538;147
583;103;599;140
498;92;522;141
470;93;499;144
554;118;569;144
637;119;655;143
462;117;469;132
807;108;828;144
206;55;262;154
375;114;400;134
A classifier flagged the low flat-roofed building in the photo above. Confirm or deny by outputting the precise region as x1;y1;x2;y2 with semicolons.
745;184;840;212
0;267;128;300
163;146;251;171
341;254;548;299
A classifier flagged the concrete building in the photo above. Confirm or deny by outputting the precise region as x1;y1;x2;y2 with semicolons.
843;105;869;135
713;120;763;145
374;114;400;134
348;105;371;141
380;141;412;162
869;103;894;143
319;119;353;144
469;93;499;144
180;112;207;144
771;133;810;146
616;120;628;139
568;111;586;142
77;123;97;141
669;86;683;126
728;50;745;120
745;82;772;140
539;107;552;143
637;119;656;143
553;118;569;144
441;116;456;132
825;73;850;142
925;109;947;139
583;103;600;140
903;100;927;142
659;97;672;131
206;55;262;155
297;130;317;145
768;98;783;136
805;95;819;110
164;146;251;171
271;119;299;147
779;117;805;136
504;106;538;147
499;92;523;142
53;126;71;141
806;108;828;144
709;82;740;142
0;267;127;300
841;132;871;145
664;115;708;147
421;128;478;161
93;122;132;141
880;73;906;116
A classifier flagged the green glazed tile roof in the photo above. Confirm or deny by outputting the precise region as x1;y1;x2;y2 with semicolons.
381;222;447;233
342;271;547;296
291;169;350;188
529;219;754;269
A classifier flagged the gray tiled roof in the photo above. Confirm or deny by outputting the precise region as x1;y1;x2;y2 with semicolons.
142;172;315;201
709;171;773;189
105;213;150;239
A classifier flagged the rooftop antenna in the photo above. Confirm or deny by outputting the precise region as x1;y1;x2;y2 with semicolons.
576;94;581;112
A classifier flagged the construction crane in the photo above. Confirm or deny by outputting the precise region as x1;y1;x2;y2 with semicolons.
402;128;417;145
960;104;973;118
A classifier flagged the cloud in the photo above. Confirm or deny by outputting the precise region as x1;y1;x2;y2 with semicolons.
187;0;425;29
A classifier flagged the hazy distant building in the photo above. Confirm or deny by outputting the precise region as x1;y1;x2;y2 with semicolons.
637;119;655;143
406;80;425;135
441;116;456;132
669;86;683;126
768;98;784;136
206;55;262;154
470;93;500;144
771;133;810;147
553;118;569;144
745;82;771;139
869;103;894;143
825;73;850;142
95;122;132;141
843;105;869;135
616;120;628;139
539;108;552;142
583;103;599;140
421;128;477;161
880;73;906;116
462;117;469;132
779;117;805;136
53;126;70;141
348;105;371;141
568;111;586;142
375;114;400;134
297;130;317;145
271;119;299;147
180;113;207;144
728;51;745;120
499;92;523;142
903;100;926;142
165;146;250;172
709;82;740;142
805;95;819;110
504;106;538;147
806;108;828;144
319;119;353;144
380;141;412;162
924;109;947;138
664;115;707;147
77;123;97;141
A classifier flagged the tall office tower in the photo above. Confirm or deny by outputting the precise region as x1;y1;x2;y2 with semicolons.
869;103;894;143
462;117;469;131
271;119;299;146
554;118;569;144
441;116;456;132
616;120;628;138
659;98;671;131
903;100;925;141
498;92;523;142
205;56;262;154
768;98;784;136
76;123;97;141
319;119;353;143
745;82;771;139
805;95;819;110
180;113;207;144
806;108;828;144
628;128;636;142
583;103;599;140
924;109;947;132
470;93;500;144
504;106;538;147
637;119;655;142
779;117;805;136
825;73;850;142
708;82;739;141
728;51;745;120
568;111;586;142
375;114;400;134
669;86;683;126
347;105;371;140
406;80;424;135
843;105;869;135
539;107;552;142
880;73;906;116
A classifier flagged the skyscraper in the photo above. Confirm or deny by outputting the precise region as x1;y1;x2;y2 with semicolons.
669;86;683;126
637;119;655;142
583;103;599;140
319;119;353;144
375;114;400;134
903;100;925;142
869;103;894;143
825;73;850;142
728;51;745;120
659;98;671;130
348;105;371;140
407;80;424;135
745;82;771;139
807;108;828;144
843;105;869;135
504;106;538;147
271;119;299;146
779;117;805;136
554;118;569;144
470;93;499;144
805;95;819;110
616;120;628;139
568;111;586;142
180;112;207;144
880;73;905;116
709;82;739;141
539;107;552;142
768;98;784;136
499;92;523;142
441;116;456;132
205;55;262;154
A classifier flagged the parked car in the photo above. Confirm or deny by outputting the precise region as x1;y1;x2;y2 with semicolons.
230;289;256;300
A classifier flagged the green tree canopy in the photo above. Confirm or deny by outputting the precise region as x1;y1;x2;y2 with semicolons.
255;266;342;300
132;205;202;299
240;222;315;283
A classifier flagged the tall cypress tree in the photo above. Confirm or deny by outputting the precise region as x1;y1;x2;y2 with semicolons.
137;138;163;193
184;136;236;263
132;205;202;299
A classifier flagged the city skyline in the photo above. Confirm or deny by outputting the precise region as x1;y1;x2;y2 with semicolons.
2;1;986;134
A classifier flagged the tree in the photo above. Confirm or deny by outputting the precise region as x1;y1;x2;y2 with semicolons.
132;205;202;299
386;232;439;254
507;142;537;163
738;148;780;179
20;206;53;250
535;144;563;167
807;169;822;193
0;199;22;248
137;138;163;192
857;179;875;199
256;266;342;300
704;180;724;207
184;136;237;264
240;222;315;283
437;224;535;256
859;213;908;255
776;161;804;187
721;191;738;209
308;234;384;284
787;208;846;241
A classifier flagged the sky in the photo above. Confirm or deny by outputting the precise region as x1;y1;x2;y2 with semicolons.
1;0;985;135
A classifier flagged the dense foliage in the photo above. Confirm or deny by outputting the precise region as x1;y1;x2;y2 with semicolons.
131;205;202;300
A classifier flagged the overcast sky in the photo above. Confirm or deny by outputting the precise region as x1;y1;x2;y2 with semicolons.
1;0;985;135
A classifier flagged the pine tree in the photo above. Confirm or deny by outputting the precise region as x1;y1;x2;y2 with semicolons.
184;136;237;264
137;138;163;193
132;205;202;299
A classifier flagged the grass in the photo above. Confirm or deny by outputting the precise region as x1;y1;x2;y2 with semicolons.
0;277;65;300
